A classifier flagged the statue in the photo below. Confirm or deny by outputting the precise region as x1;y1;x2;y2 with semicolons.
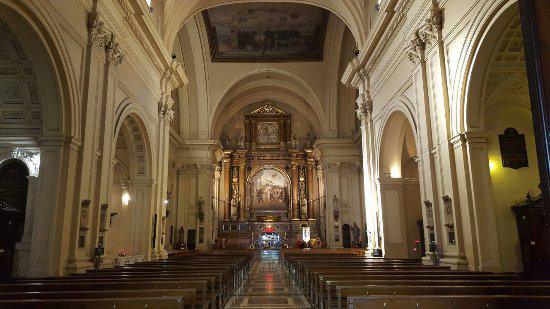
352;222;360;242
237;130;245;149
291;131;298;148
305;132;316;149
175;226;186;250
197;196;205;222
221;132;232;148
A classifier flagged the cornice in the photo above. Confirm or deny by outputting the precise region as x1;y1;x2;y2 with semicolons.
92;1;186;100
177;139;222;151
111;0;187;85
341;0;399;86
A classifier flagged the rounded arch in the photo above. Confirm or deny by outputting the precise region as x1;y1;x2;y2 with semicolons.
211;69;325;138
458;0;519;133
113;103;154;179
0;149;40;177
376;103;419;179
246;165;291;184
0;0;78;138
163;0;366;53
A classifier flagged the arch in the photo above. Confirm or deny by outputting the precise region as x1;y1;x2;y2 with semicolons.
0;148;40;177
0;159;29;278
375;100;420;178
163;0;366;53
0;0;78;138
113;105;154;179
458;0;519;133
108;108;155;258
211;69;325;137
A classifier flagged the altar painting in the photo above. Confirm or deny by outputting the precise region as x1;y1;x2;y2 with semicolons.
250;168;289;211
257;122;279;144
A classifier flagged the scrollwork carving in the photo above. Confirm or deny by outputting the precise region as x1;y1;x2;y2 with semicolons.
105;34;124;67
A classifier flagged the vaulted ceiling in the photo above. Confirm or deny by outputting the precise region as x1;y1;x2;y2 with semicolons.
202;3;329;62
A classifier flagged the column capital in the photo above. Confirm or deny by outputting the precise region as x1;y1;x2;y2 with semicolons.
407;30;426;64
87;11;109;49
356;86;373;126
158;98;174;123
105;34;124;68
423;0;444;40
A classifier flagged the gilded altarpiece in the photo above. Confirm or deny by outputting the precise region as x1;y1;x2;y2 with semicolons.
218;103;319;247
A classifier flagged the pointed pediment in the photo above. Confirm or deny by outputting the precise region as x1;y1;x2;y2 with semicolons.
250;102;286;115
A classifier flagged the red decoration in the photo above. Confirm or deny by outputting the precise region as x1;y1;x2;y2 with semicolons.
262;227;275;233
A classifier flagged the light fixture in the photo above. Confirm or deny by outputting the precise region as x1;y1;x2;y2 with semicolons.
163;199;169;205
489;160;496;172
122;192;131;206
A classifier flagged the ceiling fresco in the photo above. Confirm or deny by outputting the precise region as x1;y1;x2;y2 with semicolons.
202;3;328;62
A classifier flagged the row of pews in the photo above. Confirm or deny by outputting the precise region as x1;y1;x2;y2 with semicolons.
0;250;253;308
283;250;550;309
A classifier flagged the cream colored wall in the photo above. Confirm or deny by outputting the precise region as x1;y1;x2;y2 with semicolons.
486;104;540;271
344;0;537;271
172;13;358;140
0;0;183;276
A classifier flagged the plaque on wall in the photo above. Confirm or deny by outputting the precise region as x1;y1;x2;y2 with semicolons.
499;128;528;170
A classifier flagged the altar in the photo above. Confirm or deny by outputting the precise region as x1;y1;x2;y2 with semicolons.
215;102;321;248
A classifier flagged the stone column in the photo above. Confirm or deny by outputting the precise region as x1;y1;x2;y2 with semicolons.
407;30;445;264
28;136;81;277
323;163;341;248
235;151;247;221
290;157;299;220
221;152;232;220
66;11;123;274
197;163;214;249
452;132;502;271
153;96;174;260
354;74;382;255
306;150;316;219
13;175;39;277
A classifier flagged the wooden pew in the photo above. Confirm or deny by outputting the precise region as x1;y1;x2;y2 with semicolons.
314;272;521;307
0;296;188;309
0;250;254;309
347;295;550;309
335;285;550;309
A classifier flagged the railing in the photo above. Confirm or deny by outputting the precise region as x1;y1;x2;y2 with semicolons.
114;254;145;266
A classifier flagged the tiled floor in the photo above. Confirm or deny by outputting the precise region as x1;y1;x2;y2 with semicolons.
225;250;311;308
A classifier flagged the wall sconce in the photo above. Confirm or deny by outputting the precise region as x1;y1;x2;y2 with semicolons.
122;192;131;206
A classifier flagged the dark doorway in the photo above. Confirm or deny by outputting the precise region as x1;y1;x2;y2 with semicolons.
187;229;196;250
417;220;426;257
0;159;29;280
342;224;351;248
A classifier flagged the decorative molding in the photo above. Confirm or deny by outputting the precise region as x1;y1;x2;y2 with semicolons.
356;90;373;125
5;147;41;176
87;11;109;49
105;34;125;67
250;102;286;115
407;30;426;64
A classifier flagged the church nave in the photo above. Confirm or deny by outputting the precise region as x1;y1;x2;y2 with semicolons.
225;250;311;309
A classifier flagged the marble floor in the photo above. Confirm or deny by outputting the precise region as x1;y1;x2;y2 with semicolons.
225;250;311;308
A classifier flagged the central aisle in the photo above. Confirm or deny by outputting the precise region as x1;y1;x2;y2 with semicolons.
225;250;311;308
